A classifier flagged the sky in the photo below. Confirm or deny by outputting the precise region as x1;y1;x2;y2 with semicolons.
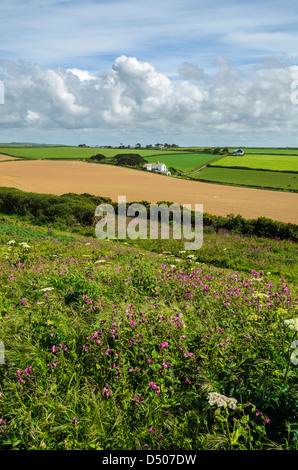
1;0;298;147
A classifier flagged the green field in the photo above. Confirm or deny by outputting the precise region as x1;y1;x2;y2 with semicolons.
144;152;218;172
233;148;298;155
0;146;166;160
211;154;298;172
0;146;222;173
190;167;298;190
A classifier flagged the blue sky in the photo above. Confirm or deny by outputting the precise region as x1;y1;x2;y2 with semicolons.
1;0;298;146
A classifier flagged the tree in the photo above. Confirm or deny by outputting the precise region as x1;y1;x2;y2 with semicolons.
114;154;148;167
90;154;106;161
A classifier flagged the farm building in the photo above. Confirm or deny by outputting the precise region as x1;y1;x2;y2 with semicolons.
233;148;244;156
143;161;171;175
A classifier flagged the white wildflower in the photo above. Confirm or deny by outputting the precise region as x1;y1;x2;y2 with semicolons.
40;287;54;292
284;318;298;333
207;392;237;410
7;240;16;245
19;242;30;249
253;292;269;299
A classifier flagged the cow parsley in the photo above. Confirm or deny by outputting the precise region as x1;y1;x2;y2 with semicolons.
207;392;237;410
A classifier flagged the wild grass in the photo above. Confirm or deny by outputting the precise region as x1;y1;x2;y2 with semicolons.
0;219;297;450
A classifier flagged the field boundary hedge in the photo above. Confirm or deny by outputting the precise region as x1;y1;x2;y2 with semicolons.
0;187;297;242
208;164;298;174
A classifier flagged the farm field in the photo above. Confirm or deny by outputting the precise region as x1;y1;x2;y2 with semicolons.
1;144;298;195
0;159;297;223
0;217;297;450
191;167;298;191
0;154;21;162
0;146;221;173
234;148;298;155
144;153;218;172
211;154;298;172
0;146;166;160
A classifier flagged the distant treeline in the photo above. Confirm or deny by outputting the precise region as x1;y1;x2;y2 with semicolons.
0;187;297;242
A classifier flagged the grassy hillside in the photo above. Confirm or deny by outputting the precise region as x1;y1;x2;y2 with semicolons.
0;216;297;450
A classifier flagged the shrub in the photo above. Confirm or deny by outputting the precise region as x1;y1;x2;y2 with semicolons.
90;154;106;161
114;154;148;167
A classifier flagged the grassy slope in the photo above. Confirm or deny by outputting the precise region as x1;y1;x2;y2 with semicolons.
0;217;297;450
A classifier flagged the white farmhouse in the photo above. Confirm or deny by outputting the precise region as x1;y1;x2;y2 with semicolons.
143;161;171;175
233;148;244;156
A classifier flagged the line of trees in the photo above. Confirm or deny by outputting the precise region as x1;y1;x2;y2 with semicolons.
90;153;148;167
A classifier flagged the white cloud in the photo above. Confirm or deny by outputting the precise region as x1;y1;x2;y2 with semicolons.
1;55;298;145
25;110;40;123
66;68;96;82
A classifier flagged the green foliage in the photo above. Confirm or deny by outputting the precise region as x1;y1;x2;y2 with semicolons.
0;188;296;243
0;187;111;229
90;154;106;161
113;153;148;167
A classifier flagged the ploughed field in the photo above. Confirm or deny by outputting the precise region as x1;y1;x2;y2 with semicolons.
0;159;297;224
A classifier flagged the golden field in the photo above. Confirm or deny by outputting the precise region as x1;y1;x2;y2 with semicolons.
0;159;297;223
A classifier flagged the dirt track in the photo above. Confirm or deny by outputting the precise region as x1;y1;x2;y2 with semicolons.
0;160;297;224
